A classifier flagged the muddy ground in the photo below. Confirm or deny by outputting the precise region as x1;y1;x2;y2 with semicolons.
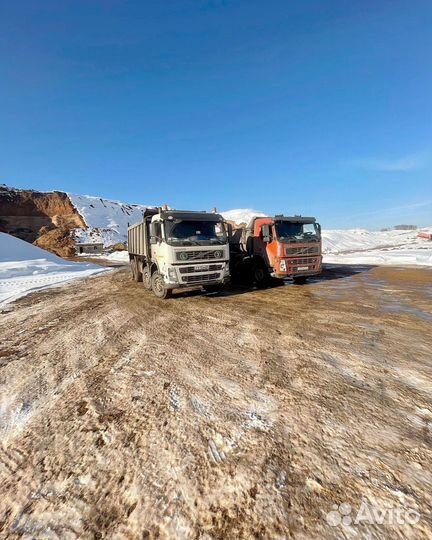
0;265;431;539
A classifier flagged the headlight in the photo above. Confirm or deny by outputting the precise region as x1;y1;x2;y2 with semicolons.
168;268;178;281
280;259;287;272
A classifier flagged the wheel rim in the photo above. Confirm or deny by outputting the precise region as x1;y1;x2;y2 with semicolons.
154;275;164;296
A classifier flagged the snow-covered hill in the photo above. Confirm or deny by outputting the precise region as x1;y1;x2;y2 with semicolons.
322;228;432;266
0;232;108;306
69;193;149;246
322;228;419;253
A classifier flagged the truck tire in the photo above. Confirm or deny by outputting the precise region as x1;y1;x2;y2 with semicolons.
142;266;152;289
253;260;270;288
130;257;142;282
151;271;172;299
132;257;143;282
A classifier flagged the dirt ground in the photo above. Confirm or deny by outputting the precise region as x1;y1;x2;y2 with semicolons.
0;264;431;539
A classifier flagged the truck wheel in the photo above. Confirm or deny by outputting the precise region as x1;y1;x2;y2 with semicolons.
131;258;142;282
293;276;307;284
130;258;140;282
253;261;270;288
130;260;136;281
151;271;172;299
142;267;152;289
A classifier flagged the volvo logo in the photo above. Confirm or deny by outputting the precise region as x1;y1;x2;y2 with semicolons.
179;252;188;260
214;250;223;258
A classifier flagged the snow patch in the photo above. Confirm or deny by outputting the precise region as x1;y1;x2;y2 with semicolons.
68;193;149;247
0;232;109;306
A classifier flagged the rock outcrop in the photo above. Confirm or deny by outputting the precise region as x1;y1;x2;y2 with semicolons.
0;185;86;257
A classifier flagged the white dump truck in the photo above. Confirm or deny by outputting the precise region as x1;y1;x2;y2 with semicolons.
128;208;230;298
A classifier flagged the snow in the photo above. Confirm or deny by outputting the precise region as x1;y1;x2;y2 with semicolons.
322;228;419;253
221;208;266;225
323;248;432;266
78;251;130;263
322;228;432;266
0;232;109;306
68;193;149;247
104;251;129;263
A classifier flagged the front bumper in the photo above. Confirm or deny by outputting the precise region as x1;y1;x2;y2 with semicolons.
164;262;230;288
271;256;322;278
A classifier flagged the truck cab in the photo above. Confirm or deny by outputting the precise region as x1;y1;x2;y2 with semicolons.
232;215;322;285
128;209;230;298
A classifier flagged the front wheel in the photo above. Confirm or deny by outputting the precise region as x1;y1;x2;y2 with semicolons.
151;271;172;299
253;261;270;288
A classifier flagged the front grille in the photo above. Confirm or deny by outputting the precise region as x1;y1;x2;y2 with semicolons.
285;246;320;256
182;272;220;284
179;264;223;274
176;250;223;261
288;257;317;266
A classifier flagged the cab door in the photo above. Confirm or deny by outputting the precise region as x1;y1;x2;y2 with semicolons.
255;223;277;269
150;220;164;263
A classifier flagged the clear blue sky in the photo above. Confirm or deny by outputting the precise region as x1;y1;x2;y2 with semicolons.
1;1;431;228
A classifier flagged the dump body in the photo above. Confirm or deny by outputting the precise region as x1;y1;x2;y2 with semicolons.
230;215;322;283
128;209;230;298
128;220;150;257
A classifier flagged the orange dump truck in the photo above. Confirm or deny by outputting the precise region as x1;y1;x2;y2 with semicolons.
229;215;322;285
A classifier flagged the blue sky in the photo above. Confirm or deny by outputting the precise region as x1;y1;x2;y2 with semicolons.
1;0;431;228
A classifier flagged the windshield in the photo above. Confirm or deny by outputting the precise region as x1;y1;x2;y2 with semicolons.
165;220;227;246
275;221;320;243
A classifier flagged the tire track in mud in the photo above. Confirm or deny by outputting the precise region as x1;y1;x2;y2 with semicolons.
0;266;431;539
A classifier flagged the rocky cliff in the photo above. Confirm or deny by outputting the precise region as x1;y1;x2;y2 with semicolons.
0;185;86;257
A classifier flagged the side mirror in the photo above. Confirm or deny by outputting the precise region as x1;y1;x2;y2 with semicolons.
316;223;321;235
150;236;157;245
261;224;272;243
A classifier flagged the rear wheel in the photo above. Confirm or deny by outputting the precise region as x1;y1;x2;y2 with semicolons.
130;258;136;281
142;266;152;289
253;260;270;288
130;257;142;282
151;271;172;299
